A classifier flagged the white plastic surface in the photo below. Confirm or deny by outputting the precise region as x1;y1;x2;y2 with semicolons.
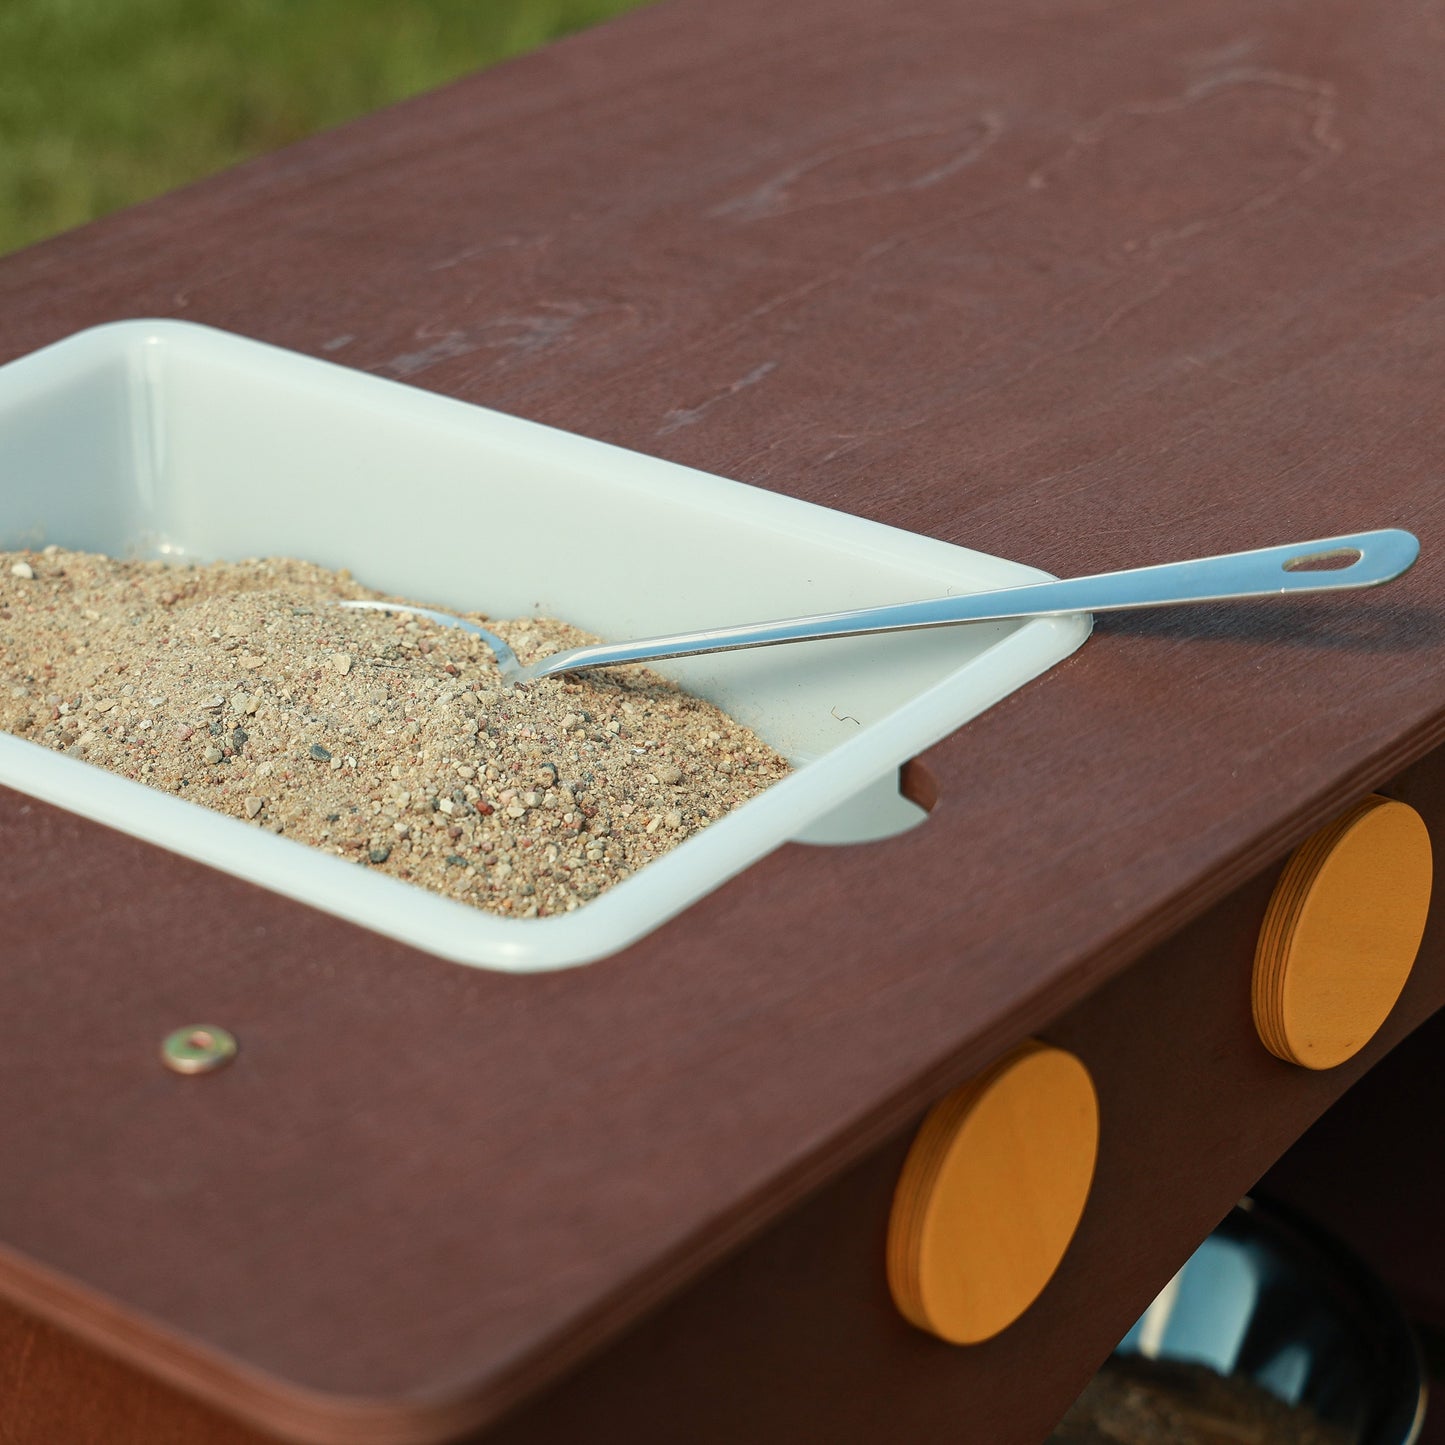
0;321;1090;971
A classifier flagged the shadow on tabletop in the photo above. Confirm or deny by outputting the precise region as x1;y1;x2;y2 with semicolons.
1100;599;1445;653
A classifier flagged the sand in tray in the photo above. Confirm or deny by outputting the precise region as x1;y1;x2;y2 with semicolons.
0;548;791;919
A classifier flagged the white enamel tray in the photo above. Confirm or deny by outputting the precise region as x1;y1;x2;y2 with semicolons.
0;321;1089;970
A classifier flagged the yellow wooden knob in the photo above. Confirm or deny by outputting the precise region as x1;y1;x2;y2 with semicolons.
887;1040;1099;1345
1253;794;1431;1070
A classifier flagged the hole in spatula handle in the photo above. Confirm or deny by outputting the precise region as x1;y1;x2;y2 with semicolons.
1282;547;1364;573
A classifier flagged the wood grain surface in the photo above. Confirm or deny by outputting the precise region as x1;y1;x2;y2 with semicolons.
3;833;1439;1445
486;806;1445;1445
1;0;1444;1437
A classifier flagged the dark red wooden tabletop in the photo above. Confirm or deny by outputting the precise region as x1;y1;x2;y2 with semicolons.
1;0;1443;1438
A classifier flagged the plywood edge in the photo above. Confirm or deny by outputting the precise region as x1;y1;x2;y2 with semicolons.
0;1243;491;1445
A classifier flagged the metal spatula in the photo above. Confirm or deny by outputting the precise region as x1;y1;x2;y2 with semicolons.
339;528;1419;687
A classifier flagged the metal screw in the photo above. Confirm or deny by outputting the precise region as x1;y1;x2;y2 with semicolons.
161;1025;238;1075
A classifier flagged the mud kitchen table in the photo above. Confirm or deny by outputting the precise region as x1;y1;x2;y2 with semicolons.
3;0;1445;1440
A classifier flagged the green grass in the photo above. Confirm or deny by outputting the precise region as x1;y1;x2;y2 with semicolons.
0;0;650;256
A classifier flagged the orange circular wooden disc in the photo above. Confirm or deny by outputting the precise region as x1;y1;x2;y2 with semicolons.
1253;795;1432;1071
886;1040;1099;1345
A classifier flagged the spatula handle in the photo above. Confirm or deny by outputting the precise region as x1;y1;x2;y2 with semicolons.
525;529;1419;680
933;529;1420;622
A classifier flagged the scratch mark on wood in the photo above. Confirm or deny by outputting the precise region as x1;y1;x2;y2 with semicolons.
957;268;1181;409
427;233;546;273
377;331;484;377
597;217;981;401
373;302;606;379
659;361;779;435
1027;69;1343;257
711;115;1004;222
1185;36;1264;71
